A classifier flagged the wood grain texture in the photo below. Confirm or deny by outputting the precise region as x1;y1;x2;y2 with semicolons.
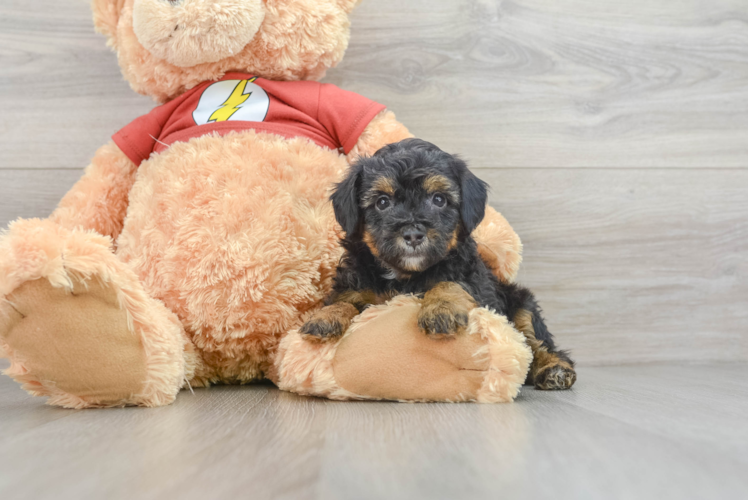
0;361;746;500
0;0;747;168
0;0;152;170
480;168;748;365
334;0;748;167
0;170;82;227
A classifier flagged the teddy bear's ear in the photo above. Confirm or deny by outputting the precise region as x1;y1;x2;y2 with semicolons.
91;0;126;47
336;0;362;14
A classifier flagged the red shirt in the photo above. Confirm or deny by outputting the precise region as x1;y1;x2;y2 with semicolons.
113;73;386;165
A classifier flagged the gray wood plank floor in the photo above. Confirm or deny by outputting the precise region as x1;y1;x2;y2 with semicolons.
0;361;746;500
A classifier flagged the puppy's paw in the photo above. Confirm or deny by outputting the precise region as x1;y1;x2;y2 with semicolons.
299;318;346;340
418;303;469;337
534;364;577;390
299;303;358;341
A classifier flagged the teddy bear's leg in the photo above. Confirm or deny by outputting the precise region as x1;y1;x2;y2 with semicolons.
0;219;196;408
275;296;532;403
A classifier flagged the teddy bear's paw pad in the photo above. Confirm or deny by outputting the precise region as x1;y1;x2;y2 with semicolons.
0;278;148;403
330;301;492;402
534;364;577;390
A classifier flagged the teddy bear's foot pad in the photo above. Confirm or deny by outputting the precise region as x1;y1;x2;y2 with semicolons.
0;278;148;406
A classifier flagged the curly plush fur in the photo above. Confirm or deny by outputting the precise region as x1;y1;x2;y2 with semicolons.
92;0;360;102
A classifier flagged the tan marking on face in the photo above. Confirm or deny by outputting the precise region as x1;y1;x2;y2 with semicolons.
447;228;459;251
372;177;396;196
363;230;379;257
425;227;459;252
423;175;460;202
423;175;452;193
361;177;396;208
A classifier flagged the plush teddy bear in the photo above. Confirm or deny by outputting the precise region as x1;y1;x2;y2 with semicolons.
0;0;532;408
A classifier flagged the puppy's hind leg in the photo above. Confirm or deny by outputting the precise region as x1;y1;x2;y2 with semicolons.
513;306;576;390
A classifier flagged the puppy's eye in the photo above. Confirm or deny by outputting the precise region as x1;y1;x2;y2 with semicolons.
376;196;391;210
432;193;446;208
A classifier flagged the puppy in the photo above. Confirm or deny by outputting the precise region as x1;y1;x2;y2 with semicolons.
300;139;576;390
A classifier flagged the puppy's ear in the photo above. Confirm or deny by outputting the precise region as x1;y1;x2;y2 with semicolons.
455;158;488;234
330;163;364;237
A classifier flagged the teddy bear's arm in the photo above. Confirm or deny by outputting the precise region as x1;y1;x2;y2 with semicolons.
49;142;138;240
347;110;414;163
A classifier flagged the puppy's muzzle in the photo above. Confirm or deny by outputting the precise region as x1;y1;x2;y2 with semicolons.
402;226;426;248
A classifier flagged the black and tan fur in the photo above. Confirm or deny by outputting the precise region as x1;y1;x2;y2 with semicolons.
300;139;576;390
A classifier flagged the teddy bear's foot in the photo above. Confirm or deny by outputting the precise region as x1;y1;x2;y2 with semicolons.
0;219;192;408
275;295;533;403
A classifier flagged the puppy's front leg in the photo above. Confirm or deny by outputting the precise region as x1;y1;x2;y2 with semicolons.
300;291;375;340
418;282;477;337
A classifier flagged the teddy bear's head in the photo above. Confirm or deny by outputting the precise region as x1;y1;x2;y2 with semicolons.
93;0;360;102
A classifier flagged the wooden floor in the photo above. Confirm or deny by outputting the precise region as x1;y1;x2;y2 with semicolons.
0;361;745;500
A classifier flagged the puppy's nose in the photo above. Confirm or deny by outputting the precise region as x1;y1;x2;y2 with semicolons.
403;228;426;248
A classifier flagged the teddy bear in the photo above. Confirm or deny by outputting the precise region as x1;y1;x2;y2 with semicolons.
0;0;532;408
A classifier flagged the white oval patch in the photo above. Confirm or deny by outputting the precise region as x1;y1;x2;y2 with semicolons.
192;78;270;125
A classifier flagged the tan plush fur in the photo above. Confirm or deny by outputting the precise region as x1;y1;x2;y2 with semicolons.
473;207;523;284
132;0;266;68
0;220;194;408
470;307;533;403
50;141;138;239
94;0;359;102
0;0;528;407
347;109;414;162
116;131;348;385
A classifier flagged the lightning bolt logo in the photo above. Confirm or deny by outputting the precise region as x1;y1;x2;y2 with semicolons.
208;77;257;123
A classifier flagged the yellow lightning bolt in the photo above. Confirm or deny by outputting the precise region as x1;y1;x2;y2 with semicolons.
208;79;253;122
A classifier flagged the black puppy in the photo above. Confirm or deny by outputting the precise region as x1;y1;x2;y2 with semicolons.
300;138;576;390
